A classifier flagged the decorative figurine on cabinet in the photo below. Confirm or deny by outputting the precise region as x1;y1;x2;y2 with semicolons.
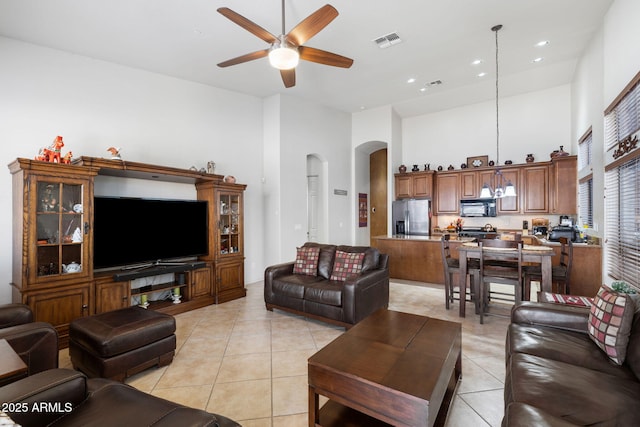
36;136;65;163
107;147;122;160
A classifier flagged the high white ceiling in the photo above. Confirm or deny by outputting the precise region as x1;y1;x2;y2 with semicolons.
0;0;613;117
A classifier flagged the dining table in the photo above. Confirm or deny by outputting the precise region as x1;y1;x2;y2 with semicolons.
456;242;555;317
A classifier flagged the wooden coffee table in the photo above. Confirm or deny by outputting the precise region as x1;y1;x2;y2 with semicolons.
0;339;27;383
308;309;462;427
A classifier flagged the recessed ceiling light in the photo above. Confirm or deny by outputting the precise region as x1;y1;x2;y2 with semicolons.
407;77;416;84
532;57;544;63
477;72;487;77
535;40;550;47
419;87;427;92
471;59;483;65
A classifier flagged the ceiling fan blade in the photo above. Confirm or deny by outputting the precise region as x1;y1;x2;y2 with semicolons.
286;4;339;46
299;46;353;68
217;7;278;44
280;69;296;88
217;49;269;67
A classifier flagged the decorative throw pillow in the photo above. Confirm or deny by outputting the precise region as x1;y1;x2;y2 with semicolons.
588;285;635;365
293;246;320;276
330;250;365;282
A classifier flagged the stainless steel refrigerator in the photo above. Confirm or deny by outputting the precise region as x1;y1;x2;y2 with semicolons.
392;199;431;236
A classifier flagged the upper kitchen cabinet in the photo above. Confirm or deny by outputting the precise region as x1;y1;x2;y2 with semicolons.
550;156;577;214
522;165;549;214
497;168;520;214
435;172;460;214
394;171;433;199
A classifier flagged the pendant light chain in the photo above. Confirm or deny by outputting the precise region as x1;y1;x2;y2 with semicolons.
493;24;502;166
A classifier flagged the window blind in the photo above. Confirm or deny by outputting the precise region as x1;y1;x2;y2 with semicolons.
579;128;592;170
605;157;639;287
604;72;640;288
579;176;593;229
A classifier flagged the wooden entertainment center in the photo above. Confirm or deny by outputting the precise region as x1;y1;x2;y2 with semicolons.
9;157;246;348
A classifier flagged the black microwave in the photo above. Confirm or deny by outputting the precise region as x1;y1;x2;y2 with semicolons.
460;199;497;217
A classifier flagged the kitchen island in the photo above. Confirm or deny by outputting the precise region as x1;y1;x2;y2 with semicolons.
372;234;602;297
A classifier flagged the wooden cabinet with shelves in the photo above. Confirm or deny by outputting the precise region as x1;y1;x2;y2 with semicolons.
10;157;247;348
394;171;433;199
9;159;98;348
196;180;247;304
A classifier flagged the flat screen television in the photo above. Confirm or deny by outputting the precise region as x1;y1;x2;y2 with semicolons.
93;196;208;270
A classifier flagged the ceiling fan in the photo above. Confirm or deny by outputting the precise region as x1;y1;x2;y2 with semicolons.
216;1;353;88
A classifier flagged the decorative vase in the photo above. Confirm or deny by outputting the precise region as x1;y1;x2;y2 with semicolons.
447;165;454;170
488;160;495;166
461;163;467;169
437;165;443;171
550;145;569;158
504;160;513;165
412;165;419;172
526;154;534;163
399;164;407;173
424;164;430;171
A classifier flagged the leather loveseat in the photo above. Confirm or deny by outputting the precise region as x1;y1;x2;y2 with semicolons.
264;242;389;328
0;368;240;427
504;301;640;426
0;304;58;386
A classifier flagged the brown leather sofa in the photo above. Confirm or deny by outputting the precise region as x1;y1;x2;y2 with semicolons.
264;242;389;328
504;301;640;426
0;368;240;427
0;304;58;386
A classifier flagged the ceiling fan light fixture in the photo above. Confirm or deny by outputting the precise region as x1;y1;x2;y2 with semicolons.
269;36;299;70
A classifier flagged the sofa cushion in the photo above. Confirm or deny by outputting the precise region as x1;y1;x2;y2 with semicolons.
271;274;322;299
329;251;365;281
304;282;343;307
588;285;635;365
337;245;380;272
507;323;637;380
508;353;640;425
303;243;337;279
293;246;320;276
621;294;640;379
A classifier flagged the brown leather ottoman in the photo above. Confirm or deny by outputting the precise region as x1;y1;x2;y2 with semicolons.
69;307;176;381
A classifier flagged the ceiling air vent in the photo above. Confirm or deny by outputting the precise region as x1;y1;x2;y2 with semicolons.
373;32;402;49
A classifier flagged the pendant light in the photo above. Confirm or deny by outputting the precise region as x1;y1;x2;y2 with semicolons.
480;24;516;199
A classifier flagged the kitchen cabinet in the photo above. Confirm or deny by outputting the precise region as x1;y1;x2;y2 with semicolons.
394;171;433;199
497;168;520;213
190;265;212;298
522;165;549;213
460;172;477;199
435;173;460;214
550;156;577;214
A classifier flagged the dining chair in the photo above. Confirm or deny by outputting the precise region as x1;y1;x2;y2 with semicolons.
478;239;523;324
523;237;573;296
440;235;480;313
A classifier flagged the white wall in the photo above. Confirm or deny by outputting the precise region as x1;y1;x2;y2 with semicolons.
264;94;352;263
0;37;265;303
402;85;572;171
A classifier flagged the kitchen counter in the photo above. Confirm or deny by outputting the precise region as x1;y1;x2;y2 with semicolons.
372;234;602;297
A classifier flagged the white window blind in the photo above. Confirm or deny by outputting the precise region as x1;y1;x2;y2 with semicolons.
605;157;640;287
604;72;640;288
605;79;640;151
579;130;592;170
579;176;593;229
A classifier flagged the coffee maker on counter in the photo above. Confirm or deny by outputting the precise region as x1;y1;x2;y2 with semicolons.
548;215;580;242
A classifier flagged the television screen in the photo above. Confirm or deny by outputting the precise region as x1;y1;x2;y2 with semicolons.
93;197;208;270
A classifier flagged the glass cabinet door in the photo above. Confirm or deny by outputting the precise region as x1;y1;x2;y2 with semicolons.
218;193;241;255
35;180;85;278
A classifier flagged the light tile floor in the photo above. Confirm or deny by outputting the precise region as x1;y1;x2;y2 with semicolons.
59;280;512;426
